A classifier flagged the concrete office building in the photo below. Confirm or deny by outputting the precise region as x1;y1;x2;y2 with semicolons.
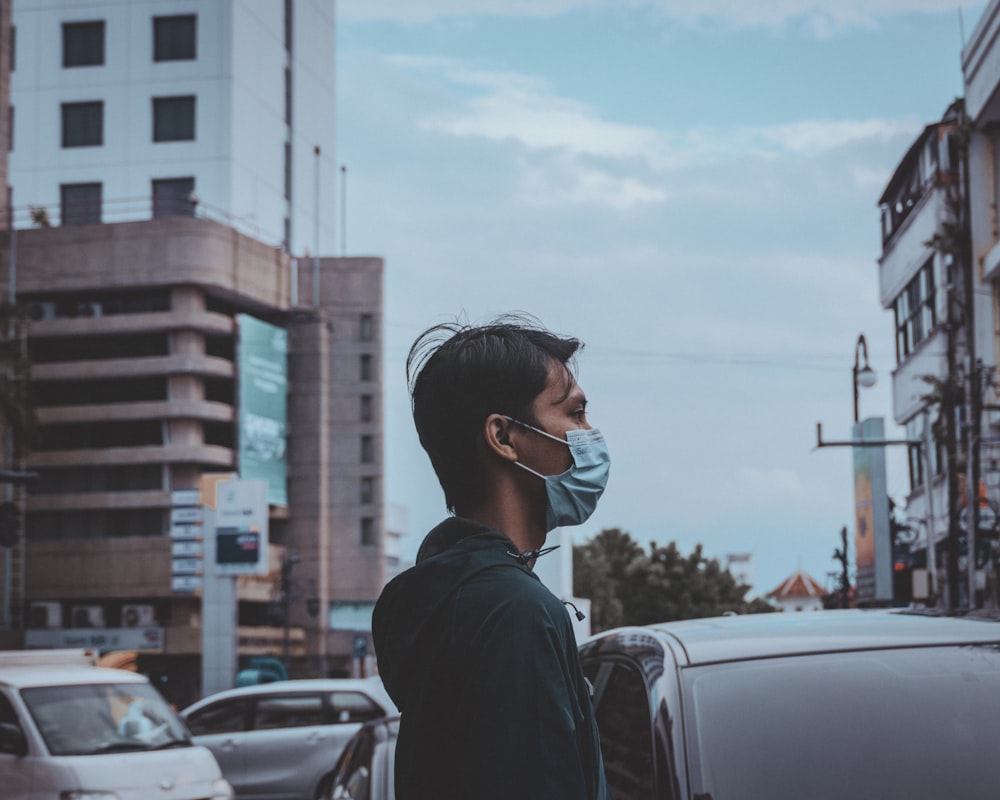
0;0;385;705
9;0;337;253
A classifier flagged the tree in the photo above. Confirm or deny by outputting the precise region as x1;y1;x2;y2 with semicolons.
574;528;774;632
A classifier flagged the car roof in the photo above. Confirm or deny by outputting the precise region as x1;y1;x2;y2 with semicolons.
181;677;397;715
0;665;148;690
643;609;1000;666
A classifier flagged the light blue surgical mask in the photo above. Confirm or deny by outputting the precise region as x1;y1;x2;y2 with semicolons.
504;417;611;531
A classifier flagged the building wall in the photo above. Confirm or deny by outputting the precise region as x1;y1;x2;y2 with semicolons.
9;0;336;253
0;218;384;689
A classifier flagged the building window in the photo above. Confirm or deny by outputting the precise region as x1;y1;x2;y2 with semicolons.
61;101;103;148
60;183;102;226
360;313;374;341
284;0;293;53
894;259;936;363
360;394;373;422
360;354;372;382
360;477;374;505
153;15;196;62
7;106;12;151
284;67;292;126
284;141;292;200
905;417;941;492
152;177;195;218
153;96;195;142
360;517;374;546
9;26;15;71
63;21;104;68
360;435;374;464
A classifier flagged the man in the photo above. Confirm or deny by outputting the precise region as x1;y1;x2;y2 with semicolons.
372;316;610;800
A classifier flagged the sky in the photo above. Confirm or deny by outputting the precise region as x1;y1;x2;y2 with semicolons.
336;0;988;597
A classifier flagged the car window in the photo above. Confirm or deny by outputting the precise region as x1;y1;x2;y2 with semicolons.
254;694;325;730
331;723;376;799
21;682;190;756
684;644;1000;800
186;698;251;735
591;661;654;800
330;692;383;724
0;693;19;726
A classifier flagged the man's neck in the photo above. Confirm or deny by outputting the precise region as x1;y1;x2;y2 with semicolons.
458;499;545;557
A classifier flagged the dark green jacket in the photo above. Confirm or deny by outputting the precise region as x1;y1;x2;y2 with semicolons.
372;517;608;800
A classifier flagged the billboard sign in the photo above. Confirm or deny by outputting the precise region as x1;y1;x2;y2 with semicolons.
237;315;288;506
215;478;269;576
853;417;893;604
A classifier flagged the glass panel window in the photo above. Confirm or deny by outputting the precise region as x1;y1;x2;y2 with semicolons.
360;354;372;382
61;101;103;148
153;15;196;62
9;25;14;72
592;662;654;800
894;259;936;363
60;183;102;226
185;698;251;736
360;517;374;546
153;96;195;142
360;394;373;422
152;177;195;218
685;646;1000;800
360;435;374;464
359;313;374;341
63;21;104;68
329;692;382;724
253;695;324;730
360;477;374;505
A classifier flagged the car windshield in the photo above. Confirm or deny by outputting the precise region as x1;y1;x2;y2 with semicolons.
21;682;191;756
684;644;1000;800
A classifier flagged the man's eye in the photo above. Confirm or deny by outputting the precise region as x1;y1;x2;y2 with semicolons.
573;409;587;421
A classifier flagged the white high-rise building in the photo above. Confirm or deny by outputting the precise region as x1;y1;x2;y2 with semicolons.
10;0;337;254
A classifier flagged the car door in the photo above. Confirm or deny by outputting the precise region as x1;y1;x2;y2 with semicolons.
184;697;252;794
242;691;335;799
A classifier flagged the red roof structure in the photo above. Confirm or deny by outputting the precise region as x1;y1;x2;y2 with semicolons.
766;569;827;601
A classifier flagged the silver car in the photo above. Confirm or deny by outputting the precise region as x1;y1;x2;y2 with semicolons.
181;678;397;800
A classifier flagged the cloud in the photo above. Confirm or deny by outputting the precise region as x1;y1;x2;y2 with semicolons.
400;56;919;160
341;0;985;34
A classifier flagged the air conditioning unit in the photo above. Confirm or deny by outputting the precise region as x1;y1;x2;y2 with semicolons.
69;604;105;628
121;604;155;628
26;302;57;321
27;602;62;629
73;302;102;318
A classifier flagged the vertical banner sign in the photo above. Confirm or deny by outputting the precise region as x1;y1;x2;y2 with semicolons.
237;315;288;506
853;417;893;604
215;478;269;576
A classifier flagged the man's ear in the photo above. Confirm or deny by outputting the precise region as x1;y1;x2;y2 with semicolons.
483;413;518;462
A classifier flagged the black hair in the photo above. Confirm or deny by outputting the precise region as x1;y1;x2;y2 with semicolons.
407;313;582;513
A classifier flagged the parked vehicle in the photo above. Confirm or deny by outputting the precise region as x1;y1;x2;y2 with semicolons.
325;609;1000;800
182;677;398;800
581;609;1000;799
0;648;232;800
324;715;398;800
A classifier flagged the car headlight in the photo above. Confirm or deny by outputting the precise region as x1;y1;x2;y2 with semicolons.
61;793;121;800
210;778;235;800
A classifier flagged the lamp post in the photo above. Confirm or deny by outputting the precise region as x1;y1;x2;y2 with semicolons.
853;333;877;423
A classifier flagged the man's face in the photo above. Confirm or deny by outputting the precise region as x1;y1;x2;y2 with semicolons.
517;359;590;478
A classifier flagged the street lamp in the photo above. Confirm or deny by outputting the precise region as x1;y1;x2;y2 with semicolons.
853;333;877;423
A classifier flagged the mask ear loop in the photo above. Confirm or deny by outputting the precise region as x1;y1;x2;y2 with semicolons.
506;545;560;565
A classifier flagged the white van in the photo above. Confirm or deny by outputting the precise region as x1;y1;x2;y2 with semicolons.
0;649;233;800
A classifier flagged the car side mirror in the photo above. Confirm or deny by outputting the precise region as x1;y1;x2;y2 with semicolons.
0;722;27;756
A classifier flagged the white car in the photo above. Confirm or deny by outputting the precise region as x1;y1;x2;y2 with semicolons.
0;649;232;800
182;678;398;800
